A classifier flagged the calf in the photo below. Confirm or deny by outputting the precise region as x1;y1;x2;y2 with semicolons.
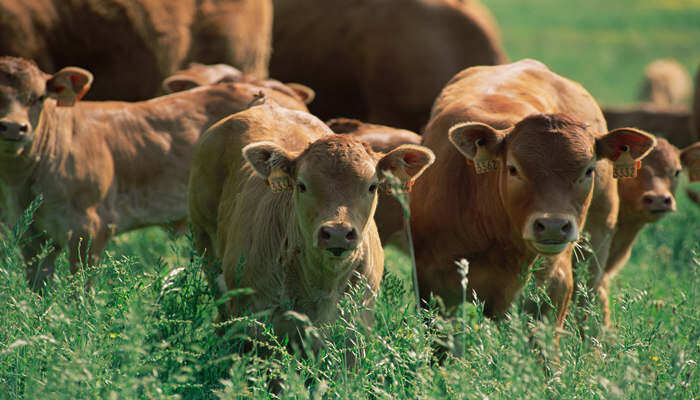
270;0;507;132
639;58;692;108
592;138;700;325
410;60;655;325
188;101;434;348
0;57;308;290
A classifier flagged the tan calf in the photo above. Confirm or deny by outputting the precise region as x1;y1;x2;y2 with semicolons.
0;57;308;290
592;138;700;325
410;60;655;324
639;59;692;108
188;102;434;347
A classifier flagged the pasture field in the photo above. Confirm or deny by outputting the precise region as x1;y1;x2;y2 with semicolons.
1;1;699;398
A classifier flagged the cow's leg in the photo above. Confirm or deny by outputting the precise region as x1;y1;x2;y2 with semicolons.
21;230;61;291
67;215;111;288
525;252;574;329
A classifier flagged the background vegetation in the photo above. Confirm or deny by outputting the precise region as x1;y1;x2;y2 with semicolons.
1;0;699;398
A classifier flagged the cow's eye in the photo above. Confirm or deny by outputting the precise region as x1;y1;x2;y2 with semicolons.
585;167;595;178
507;165;518;177
368;183;378;194
674;169;681;177
297;182;307;193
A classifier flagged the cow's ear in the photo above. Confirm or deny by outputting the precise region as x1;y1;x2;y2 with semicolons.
597;128;656;179
285;83;315;105
162;75;200;93
242;141;295;193
377;144;435;188
448;122;505;174
680;142;700;182
46;67;93;107
326;118;362;134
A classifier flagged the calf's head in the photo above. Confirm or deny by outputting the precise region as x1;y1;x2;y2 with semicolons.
243;135;434;259
449;113;655;255
0;57;92;155
618;138;699;222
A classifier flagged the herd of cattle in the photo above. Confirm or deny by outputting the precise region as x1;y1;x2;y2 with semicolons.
1;0;699;354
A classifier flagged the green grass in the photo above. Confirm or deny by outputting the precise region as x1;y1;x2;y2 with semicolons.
2;1;700;398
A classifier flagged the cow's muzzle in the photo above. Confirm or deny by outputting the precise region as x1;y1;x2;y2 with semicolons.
641;192;675;219
524;214;578;255
0;120;30;142
316;222;359;258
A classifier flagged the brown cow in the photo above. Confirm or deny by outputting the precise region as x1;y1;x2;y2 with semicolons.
590;138;700;325
0;57;308;290
161;62;316;106
187;101;434;350
270;0;508;132
639;58;692;108
410;59;655;325
327;118;422;247
0;0;272;101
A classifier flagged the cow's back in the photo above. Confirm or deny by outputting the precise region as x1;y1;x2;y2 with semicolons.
270;0;507;132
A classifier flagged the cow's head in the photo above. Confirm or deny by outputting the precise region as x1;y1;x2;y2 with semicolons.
0;57;92;155
449;113;655;255
243;135;434;259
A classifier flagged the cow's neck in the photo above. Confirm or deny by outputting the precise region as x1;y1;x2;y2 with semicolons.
605;207;648;274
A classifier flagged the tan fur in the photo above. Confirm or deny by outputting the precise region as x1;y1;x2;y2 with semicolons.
639;59;692;107
595;138;696;325
0;57;308;290
410;59;655;326
0;0;272;101
270;0;508;132
188;103;434;347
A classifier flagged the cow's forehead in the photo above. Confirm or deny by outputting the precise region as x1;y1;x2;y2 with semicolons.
298;136;377;180
0;57;46;96
507;114;596;175
642;138;681;172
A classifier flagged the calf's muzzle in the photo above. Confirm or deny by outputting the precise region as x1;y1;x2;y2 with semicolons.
317;222;359;257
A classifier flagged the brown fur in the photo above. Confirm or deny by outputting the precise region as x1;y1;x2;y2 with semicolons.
694;66;700;143
639;58;692;108
0;0;272;101
594;138;698;325
410;59;655;325
161;62;316;107
188;102;434;348
0;56;308;290
270;0;508;132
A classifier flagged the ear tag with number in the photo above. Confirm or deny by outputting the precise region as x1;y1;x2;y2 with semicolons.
267;167;293;193
612;146;641;179
473;139;498;174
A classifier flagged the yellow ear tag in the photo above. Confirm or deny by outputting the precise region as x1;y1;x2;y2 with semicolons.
612;145;641;179
473;139;498;174
267;167;292;193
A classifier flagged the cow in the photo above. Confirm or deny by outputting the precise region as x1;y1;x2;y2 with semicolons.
327;118;422;248
0;56;309;290
591;138;700;326
694;66;700;142
270;0;508;133
0;0;272;101
410;59;655;327
187;101;434;350
639;58;692;108
161;62;316;106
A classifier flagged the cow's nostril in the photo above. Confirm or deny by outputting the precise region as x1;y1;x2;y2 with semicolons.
534;220;546;233
0;124;6;131
643;196;654;205
663;197;671;206
561;221;572;234
18;124;28;132
319;228;331;240
345;229;357;241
